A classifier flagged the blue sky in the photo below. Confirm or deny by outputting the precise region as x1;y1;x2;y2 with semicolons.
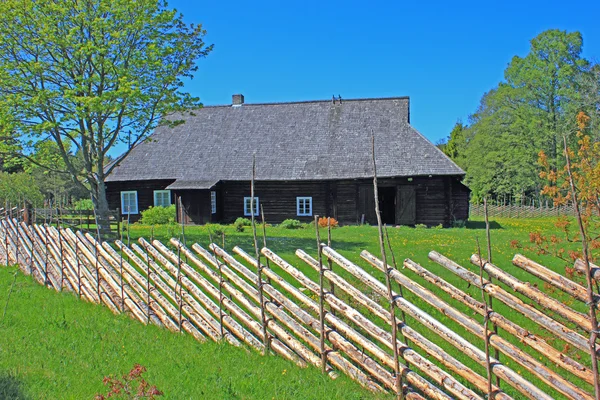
169;0;600;144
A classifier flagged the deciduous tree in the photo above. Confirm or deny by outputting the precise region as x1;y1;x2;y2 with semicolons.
0;0;212;237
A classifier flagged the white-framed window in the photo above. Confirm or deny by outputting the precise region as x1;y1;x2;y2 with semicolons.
243;197;259;216
211;191;217;214
153;190;171;207
296;197;313;216
120;191;138;214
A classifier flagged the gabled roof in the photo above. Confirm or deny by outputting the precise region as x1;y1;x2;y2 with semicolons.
106;96;464;186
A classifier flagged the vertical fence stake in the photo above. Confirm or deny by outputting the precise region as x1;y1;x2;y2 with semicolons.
209;228;225;339
250;155;270;355
119;221;125;312
372;133;403;400
384;224;410;368
58;208;65;291
326;217;335;317
477;237;494;397
315;215;328;374
484;197;500;388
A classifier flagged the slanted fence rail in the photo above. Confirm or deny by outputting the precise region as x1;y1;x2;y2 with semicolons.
0;207;597;399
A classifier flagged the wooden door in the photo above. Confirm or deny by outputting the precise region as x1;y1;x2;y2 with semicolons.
396;186;416;225
358;185;376;224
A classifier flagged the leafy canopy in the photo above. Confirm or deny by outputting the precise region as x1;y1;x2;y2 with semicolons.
446;29;598;202
0;0;212;230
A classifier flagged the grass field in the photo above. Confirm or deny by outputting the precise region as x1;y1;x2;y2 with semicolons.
0;266;387;399
1;217;593;399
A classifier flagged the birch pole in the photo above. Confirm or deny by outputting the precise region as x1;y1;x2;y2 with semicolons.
372;133;403;399
484;197;500;388
562;133;600;399
476;238;493;397
315;215;328;374
251;154;270;355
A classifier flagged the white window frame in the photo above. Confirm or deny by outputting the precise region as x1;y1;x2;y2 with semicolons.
243;197;259;216
211;191;217;214
153;190;171;207
296;196;313;216
120;191;139;215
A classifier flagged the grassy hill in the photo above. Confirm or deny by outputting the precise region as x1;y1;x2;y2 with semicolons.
0;266;387;399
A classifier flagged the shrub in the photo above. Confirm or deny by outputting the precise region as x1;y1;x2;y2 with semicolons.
95;364;163;400
139;205;176;225
73;198;94;210
279;219;304;229
317;217;338;228
234;217;252;226
234;217;252;232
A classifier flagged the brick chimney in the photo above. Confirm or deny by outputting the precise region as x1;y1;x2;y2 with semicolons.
232;94;244;106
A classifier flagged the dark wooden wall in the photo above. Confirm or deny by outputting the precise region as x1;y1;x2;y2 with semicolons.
105;179;175;223
221;181;328;224
105;176;470;226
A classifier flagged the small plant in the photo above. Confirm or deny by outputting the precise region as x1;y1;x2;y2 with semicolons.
139;205;176;225
234;217;252;226
279;219;304;229
317;217;338;228
415;224;428;229
432;224;444;230
95;364;163;400
234;217;252;232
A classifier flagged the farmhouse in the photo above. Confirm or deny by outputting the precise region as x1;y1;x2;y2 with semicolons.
105;95;469;226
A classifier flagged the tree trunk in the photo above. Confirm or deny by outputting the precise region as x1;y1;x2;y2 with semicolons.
90;175;112;240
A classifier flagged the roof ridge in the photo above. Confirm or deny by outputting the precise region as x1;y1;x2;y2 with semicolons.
200;96;410;108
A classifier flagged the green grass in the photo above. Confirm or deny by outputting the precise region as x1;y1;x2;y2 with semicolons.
2;217;594;399
0;267;386;399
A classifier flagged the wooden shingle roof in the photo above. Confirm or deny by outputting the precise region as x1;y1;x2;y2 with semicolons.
106;97;464;187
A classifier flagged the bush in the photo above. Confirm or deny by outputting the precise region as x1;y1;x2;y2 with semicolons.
279;219;304;229
139;205;176;225
234;217;252;232
317;217;338;228
73;198;94;210
415;224;428;229
234;217;252;226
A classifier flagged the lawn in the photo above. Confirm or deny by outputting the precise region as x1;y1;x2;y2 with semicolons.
0;266;387;400
1;216;592;399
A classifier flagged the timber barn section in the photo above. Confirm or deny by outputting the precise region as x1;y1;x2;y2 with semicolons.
105;95;470;226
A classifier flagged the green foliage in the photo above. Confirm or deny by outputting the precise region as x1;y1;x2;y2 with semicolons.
0;0;212;231
205;224;226;238
0;172;44;206
414;224;428;229
234;217;252;232
235;217;252;226
139;205;176;225
279;219;304;229
73;198;94;211
448;29;599;201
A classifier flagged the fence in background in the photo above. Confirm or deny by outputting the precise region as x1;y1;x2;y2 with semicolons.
32;208;121;234
0;206;597;399
470;202;576;218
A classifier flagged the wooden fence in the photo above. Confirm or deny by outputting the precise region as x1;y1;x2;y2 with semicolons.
32;208;121;234
470;203;576;218
0;207;597;399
